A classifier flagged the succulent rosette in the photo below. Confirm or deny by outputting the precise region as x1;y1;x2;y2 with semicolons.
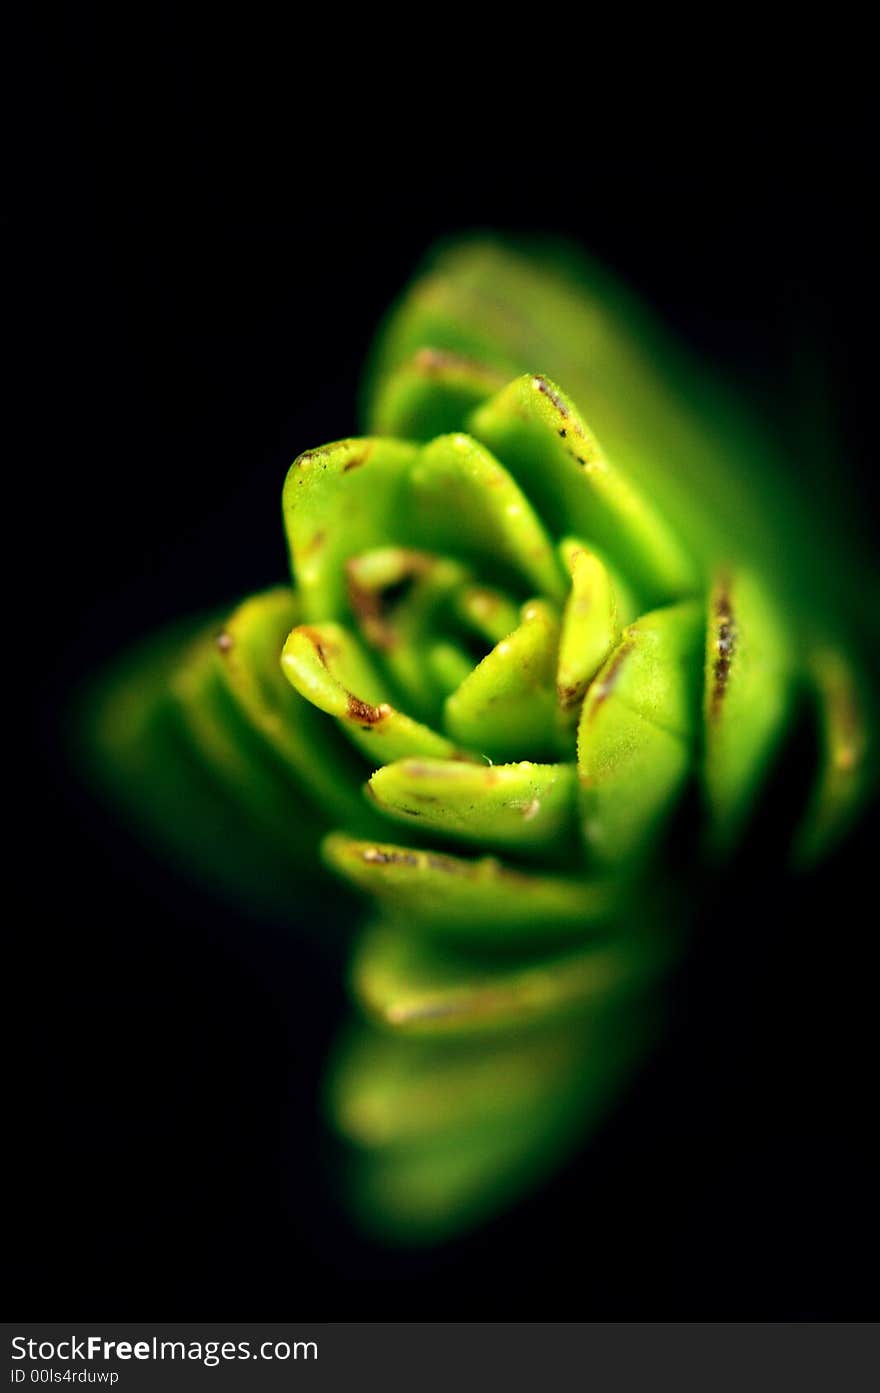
87;239;874;1243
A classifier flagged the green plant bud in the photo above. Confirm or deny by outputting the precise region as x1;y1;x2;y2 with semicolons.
84;235;875;1246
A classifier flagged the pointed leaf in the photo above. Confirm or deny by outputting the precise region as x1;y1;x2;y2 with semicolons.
577;602;703;864
323;833;619;942
469;374;699;605
367;758;579;853
703;569;793;854
214;586;380;832
171;628;314;856
84;619;314;904
283;437;417;621
350;919;675;1037
589;600;704;737
444;599;563;762
327;1011;645;1151
793;645;872;865
556;540;623;720
281;621;467;765
339;1092;595;1244
408;432;566;602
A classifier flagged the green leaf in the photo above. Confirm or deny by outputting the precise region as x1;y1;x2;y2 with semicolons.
337;1088;597;1244
369;347;506;440
344;548;470;723
444;599;563;762
322;833;619;943
283;437;418;621
469;374;699;606
171;626;314;858
425;641;477;699
326;1015;620;1148
83;617;329;910
326;1008;657;1242
350;919;676;1037
453;584;520;645
281;621;468;764
578;601;703;865
214;586;380;833
793;645;872;866
703;569;793;854
408;432;566;602
366;758;579;854
364;237;873;633
556;540;627;722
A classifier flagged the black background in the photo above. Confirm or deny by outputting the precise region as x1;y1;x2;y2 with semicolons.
13;25;878;1318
